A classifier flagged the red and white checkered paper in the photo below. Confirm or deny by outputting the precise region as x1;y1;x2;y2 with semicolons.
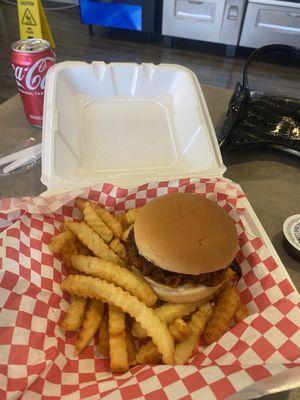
0;177;299;400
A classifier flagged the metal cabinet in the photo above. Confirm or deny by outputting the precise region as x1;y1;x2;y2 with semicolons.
162;0;247;46
240;0;300;48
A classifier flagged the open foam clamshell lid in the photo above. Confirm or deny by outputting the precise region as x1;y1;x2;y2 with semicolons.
41;62;226;193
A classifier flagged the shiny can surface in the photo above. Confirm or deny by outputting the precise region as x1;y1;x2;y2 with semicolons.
11;38;56;127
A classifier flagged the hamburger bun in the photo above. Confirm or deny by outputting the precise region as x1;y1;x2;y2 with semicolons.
132;266;221;303
134;192;238;275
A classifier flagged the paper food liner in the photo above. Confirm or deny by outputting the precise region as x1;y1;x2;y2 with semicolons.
0;177;299;400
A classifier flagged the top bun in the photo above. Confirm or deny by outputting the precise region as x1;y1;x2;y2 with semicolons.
134;193;238;275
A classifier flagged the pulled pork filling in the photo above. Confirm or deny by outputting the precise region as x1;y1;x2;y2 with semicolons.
125;231;226;288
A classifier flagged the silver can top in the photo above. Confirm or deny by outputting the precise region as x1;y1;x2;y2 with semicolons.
11;38;50;53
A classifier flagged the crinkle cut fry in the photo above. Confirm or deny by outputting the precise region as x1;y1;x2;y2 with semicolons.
122;225;134;242
108;304;129;372
75;299;104;354
169;318;192;342
109;238;127;261
61;275;174;365
75;198;88;212
135;340;161;365
76;198;132;238
71;255;157;307
67;221;124;266
124;208;139;225
131;300;204;338
203;284;240;345
82;202;113;244
49;231;81;272
49;230;77;253
61;240;78;271
93;204;123;239
234;299;249;322
135;304;212;365
61;295;87;331
174;303;213;365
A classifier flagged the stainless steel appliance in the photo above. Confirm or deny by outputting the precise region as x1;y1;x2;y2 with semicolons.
162;0;247;55
239;0;300;48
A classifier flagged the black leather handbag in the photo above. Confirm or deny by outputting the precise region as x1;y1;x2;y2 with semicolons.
219;45;300;157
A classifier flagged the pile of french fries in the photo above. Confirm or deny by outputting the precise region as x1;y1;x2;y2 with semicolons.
49;198;249;372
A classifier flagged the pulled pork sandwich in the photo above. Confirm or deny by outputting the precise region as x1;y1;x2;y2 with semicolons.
126;192;238;303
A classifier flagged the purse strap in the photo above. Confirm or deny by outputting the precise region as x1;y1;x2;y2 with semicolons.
242;44;300;91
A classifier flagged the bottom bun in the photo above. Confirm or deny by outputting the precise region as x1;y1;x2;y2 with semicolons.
132;267;222;303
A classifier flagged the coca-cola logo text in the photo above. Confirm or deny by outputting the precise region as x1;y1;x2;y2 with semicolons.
12;56;55;92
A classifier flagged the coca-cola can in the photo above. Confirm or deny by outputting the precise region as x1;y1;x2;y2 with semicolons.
11;38;56;127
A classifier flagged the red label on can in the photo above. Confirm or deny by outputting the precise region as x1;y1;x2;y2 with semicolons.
11;39;55;127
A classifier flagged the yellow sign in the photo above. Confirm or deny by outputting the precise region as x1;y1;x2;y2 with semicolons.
17;0;55;48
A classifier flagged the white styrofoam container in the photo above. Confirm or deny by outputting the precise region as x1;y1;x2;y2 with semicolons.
40;62;299;398
41;61;298;299
42;62;225;191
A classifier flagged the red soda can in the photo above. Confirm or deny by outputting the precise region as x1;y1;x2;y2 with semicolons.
11;38;55;127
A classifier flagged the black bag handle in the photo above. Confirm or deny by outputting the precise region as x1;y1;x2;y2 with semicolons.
242;44;300;91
